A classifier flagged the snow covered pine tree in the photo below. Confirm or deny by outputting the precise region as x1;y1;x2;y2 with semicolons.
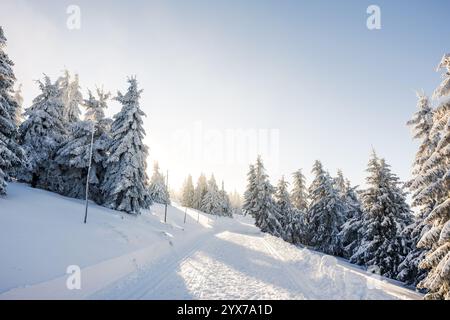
180;174;195;208
306;160;346;256
288;169;309;244
218;181;232;217
201;174;222;215
53;89;112;202
275;176;298;243
335;170;364;259
101;77;151;214
193;174;208;210
58;70;83;123
246;156;283;237
242;164;257;218
397;92;434;286
18;75;67;189
291;169;308;212
148;162;170;205
0;26;24;195
351;152;412;279
229;190;243;215
416;54;450;300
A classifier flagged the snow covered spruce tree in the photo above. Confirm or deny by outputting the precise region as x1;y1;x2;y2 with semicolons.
275;176;299;243
201;174;222;215
84;88;112;127
101;77;151;214
218;181;232;217
181;174;195;208
193;173;208;210
415;54;450;299
18;75;67;189
0;26;24;195
58;70;82;123
339;210;363;260
337;177;363;259
397;92;435;286
242;164;257;217
289;169;309;243
248;156;283;237
230;190;243;215
350;152;412;278
305;160;346;256
333;170;363;221
334;170;347;196
52;89;112;202
148;162;170;205
291;169;308;212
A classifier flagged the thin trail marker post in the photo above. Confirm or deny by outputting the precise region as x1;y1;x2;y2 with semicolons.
184;207;187;224
84;122;95;224
164;170;168;223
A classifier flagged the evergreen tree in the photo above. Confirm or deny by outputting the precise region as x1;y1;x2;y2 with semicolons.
253;156;283;237
351;152;412;278
101;77;151;214
58;70;82;123
242;164;257;217
338;181;363;259
333;172;361;257
181;174;195;208
415;54;450;299
397;218;429;287
334;169;347;196
333;170;361;219
193;173;208;210
339;211;363;259
18;75;67;188
290;169;308;212
306;160;346;256
84;88;112;126
201;174;222;215
229;190;243;215
397;92;434;286
52;89;111;202
0;26;24;194
52;121;95;198
218;181;232;217
343;179;362;217
275;176;297;243
148;162;170;205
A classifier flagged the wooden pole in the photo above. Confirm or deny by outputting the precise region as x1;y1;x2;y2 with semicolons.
164;170;168;223
184;207;187;224
84;123;95;224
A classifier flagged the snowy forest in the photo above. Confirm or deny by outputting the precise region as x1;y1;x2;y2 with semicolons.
240;55;450;299
0;20;449;301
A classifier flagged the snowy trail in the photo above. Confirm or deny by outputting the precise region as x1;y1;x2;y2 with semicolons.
0;184;423;300
92;220;422;300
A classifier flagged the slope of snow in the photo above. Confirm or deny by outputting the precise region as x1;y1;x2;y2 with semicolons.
0;183;422;300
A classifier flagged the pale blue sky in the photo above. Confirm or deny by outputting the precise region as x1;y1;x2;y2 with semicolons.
1;0;448;193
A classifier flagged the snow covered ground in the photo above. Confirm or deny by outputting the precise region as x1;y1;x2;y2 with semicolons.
0;183;422;300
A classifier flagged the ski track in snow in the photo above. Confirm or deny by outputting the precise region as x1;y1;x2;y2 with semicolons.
0;183;422;300
92;225;421;300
